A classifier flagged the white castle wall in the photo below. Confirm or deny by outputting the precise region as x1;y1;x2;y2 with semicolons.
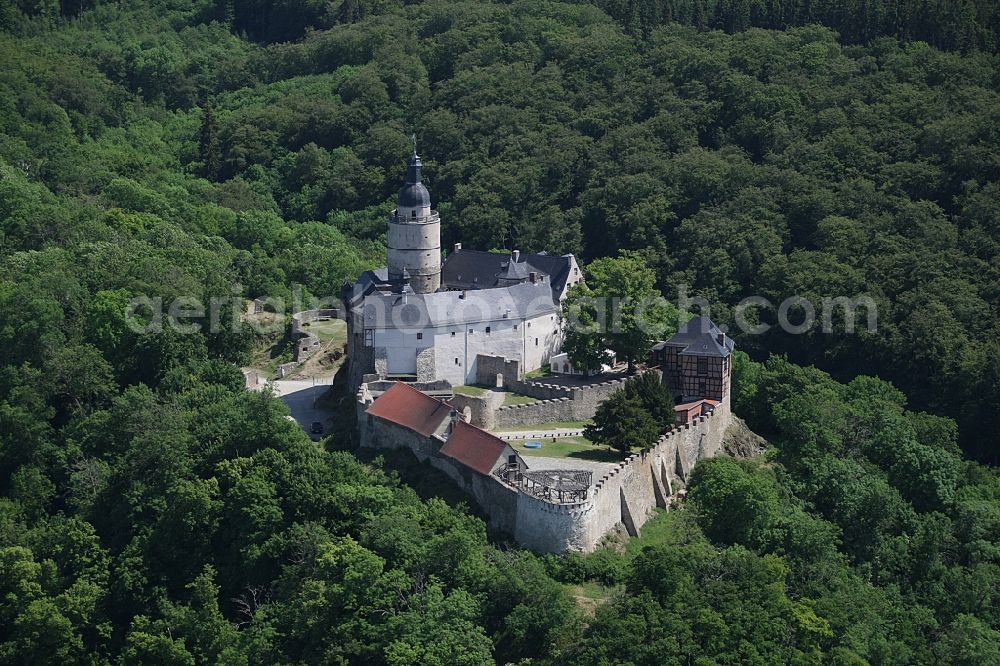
370;310;560;385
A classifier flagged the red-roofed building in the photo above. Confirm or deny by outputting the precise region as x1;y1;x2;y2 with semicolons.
674;398;719;425
440;420;525;479
365;382;452;437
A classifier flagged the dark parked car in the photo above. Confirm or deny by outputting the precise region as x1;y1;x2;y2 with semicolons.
310;421;324;435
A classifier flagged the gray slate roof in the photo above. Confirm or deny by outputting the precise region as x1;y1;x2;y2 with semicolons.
440;249;574;299
663;316;735;357
361;280;559;329
398;152;430;208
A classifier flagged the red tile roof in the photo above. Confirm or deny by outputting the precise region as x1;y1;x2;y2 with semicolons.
440;421;515;476
366;382;451;437
674;398;720;412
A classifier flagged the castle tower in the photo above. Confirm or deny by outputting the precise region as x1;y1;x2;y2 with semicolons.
387;148;441;293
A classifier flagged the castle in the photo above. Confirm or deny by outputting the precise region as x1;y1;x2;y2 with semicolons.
356;316;737;553
343;150;581;389
348;154;738;553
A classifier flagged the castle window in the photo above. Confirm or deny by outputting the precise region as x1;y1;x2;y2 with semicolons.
416;332;423;340
451;331;456;337
514;325;518;330
485;326;491;334
455;358;460;365
697;357;708;376
469;328;474;334
411;210;416;218
535;338;539;346
364;329;374;346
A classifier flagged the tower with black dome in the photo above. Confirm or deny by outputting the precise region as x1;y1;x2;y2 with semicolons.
387;147;441;293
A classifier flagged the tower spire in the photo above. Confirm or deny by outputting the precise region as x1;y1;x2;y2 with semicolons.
405;141;422;185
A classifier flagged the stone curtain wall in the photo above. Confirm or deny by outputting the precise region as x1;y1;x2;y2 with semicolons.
512;396;731;553
479;360;661;429
493;397;576;428
357;380;732;554
449;391;506;430
475;354;523;386
291;308;341;362
358;402;520;538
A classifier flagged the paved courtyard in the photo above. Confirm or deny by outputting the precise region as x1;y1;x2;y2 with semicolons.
273;378;335;436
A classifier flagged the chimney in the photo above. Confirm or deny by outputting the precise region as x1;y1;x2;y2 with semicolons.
529;271;537;283
512;249;520;263
453;242;462;252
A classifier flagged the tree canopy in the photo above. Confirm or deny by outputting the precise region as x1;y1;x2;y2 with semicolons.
0;0;998;663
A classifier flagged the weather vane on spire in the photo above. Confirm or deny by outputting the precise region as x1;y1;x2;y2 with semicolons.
411;133;417;156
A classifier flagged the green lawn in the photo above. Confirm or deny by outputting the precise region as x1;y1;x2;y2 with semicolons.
453;384;488;397
503;392;538;405
510;437;624;463
524;367;553;379
496;420;592;431
452;385;538;405
301;319;347;343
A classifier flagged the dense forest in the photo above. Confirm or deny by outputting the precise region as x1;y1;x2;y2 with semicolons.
1;0;999;663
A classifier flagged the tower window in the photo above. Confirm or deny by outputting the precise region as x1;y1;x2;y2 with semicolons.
416;332;423;340
455;358;459;365
485;326;491;334
411;210;416;218
469;328;474;334
451;331;456;337
535;338;539;346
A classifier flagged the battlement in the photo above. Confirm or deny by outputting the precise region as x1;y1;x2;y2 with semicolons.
472;354;658;430
357;376;732;553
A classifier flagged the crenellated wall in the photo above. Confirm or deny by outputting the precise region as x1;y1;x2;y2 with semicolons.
470;355;659;429
357;380;732;553
512;396;731;552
